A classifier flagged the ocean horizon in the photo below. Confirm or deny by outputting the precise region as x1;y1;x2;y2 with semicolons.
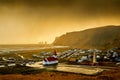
0;44;69;53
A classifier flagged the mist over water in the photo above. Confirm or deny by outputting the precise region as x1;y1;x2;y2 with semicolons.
0;44;68;53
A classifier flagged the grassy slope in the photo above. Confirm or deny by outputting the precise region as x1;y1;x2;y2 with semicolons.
53;25;120;49
0;66;120;80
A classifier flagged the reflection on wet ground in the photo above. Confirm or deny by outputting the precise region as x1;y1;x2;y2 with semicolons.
26;62;103;75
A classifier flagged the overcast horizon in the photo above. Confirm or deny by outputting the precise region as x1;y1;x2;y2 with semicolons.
0;0;120;44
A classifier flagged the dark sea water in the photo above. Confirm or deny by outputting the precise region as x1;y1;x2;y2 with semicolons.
0;44;68;53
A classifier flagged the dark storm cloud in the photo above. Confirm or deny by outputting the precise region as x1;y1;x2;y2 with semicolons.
0;0;74;6
80;0;120;16
1;0;120;17
0;0;120;44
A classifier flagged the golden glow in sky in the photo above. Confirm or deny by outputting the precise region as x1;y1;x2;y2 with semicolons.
0;0;120;44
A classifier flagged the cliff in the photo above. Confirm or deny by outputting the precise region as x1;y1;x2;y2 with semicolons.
53;25;120;49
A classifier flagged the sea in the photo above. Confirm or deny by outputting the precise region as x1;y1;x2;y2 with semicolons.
0;44;69;53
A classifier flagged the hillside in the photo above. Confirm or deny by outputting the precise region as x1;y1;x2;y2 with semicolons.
53;25;120;49
0;67;120;80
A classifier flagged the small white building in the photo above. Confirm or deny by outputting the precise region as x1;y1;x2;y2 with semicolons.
42;52;58;66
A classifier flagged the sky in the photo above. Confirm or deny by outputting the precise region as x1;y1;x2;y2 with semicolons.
0;0;120;44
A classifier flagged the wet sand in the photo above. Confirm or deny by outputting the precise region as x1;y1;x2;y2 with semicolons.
26;62;103;75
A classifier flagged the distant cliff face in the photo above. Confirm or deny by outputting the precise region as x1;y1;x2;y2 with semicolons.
53;25;120;49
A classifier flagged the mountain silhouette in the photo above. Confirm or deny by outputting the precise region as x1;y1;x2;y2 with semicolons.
53;25;120;49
